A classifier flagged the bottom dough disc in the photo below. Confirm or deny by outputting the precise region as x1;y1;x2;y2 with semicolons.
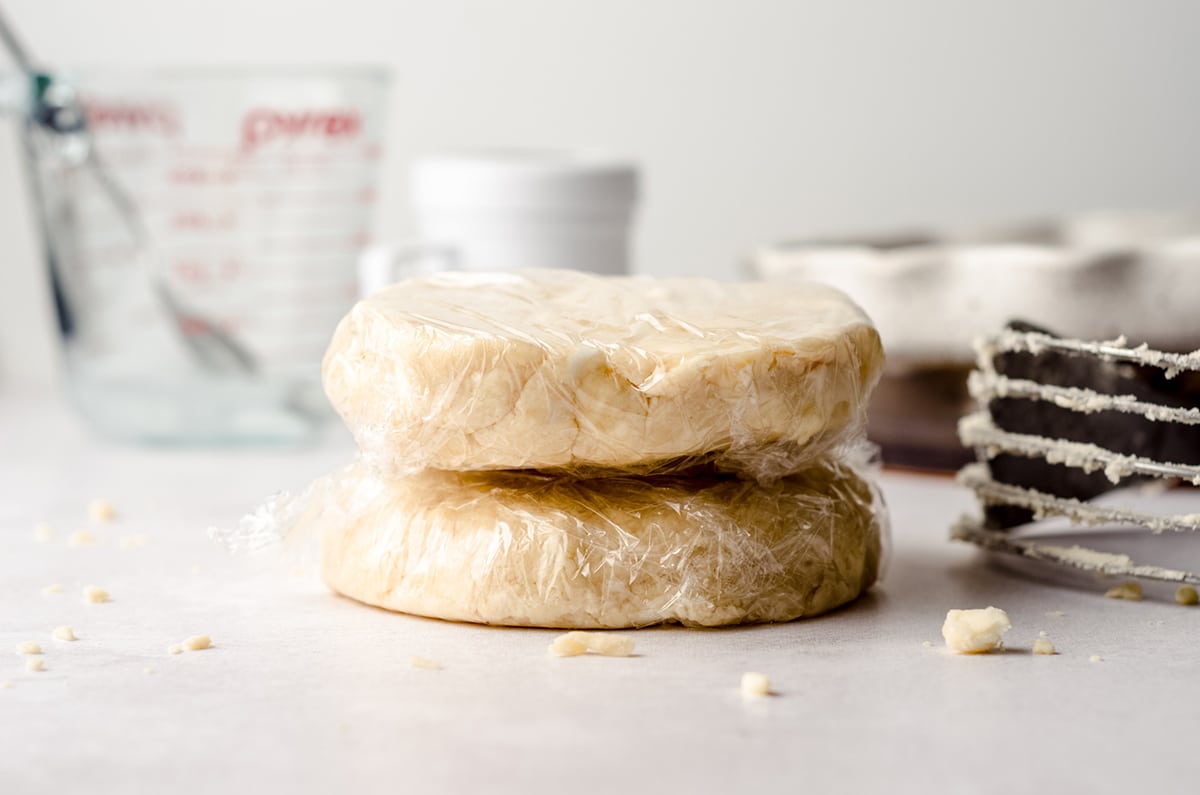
319;459;883;628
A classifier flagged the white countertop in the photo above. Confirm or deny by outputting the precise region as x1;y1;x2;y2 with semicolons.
2;393;1198;794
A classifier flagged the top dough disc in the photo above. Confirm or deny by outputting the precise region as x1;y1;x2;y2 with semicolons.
322;269;884;477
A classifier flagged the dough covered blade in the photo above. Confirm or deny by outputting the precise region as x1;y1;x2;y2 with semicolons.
953;323;1200;587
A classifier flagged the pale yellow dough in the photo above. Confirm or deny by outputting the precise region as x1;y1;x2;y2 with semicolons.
942;607;1012;654
318;458;881;629
322;270;883;479
741;672;772;697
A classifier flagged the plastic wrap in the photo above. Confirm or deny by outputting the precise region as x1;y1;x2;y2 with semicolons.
266;451;886;629
322;269;884;481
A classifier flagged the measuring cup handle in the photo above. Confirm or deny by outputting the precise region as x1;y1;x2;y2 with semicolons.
357;242;461;298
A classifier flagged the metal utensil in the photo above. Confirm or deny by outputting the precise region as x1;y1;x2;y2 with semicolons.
954;324;1200;586
0;5;255;373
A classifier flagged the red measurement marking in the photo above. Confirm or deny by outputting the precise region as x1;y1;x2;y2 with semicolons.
178;316;209;336
84;100;180;136
170;168;211;185
173;260;210;285
179;314;244;338
169;165;239;185
171;258;246;285
240;107;362;152
170;211;237;231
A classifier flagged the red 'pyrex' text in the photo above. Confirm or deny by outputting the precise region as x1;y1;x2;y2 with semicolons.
240;108;362;151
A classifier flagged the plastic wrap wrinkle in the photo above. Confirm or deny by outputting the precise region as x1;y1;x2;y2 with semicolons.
300;454;884;629
321;269;884;480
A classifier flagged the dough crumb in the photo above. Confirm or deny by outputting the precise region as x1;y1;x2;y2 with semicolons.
68;530;97;547
1043;610;1066;617
548;631;636;658
942;607;1012;654
88;499;117;522
16;641;41;655
25;657;45;673
0;680;12;689
119;534;151;549
82;585;110;603
52;626;77;642
1032;638;1057;655
41;584;64;595
33;522;53;543
1038;630;1049;638
168;644;183;655
409;656;441;670
182;635;212;651
1104;581;1143;601
549;633;589;657
143;667;154;675
921;641;934;648
1089;654;1104;663
1176;585;1199;606
741;672;772;697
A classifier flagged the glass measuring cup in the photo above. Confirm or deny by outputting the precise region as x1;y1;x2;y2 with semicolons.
17;67;389;444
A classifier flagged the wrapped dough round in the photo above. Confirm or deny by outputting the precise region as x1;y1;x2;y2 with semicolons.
322;270;884;479
317;457;883;628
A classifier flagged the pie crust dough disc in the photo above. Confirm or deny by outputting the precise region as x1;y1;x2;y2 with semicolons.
319;459;882;628
322;270;884;478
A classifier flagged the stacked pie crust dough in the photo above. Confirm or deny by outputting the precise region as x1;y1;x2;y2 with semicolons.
311;269;887;628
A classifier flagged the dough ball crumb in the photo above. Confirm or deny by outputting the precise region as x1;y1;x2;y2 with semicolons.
0;680;12;689
942;607;1012;654
1032;638;1056;655
548;631;635;658
42;584;63;595
33;522;53;543
167;644;183;655
1104;582;1143;601
921;641;934;648
1089;654;1104;663
15;641;41;655
1175;585;1199;606
25;657;45;673
88;499;117;522
82;585;110;603
68;530;97;547
741;672;772;697
549;633;588;657
1038;630;1049;638
182;635;212;651
143;667;154;675
1043;610;1066;617
409;656;441;670
52;626;77;642
119;535;151;549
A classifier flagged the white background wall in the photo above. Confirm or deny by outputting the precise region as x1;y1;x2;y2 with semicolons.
3;0;1199;386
